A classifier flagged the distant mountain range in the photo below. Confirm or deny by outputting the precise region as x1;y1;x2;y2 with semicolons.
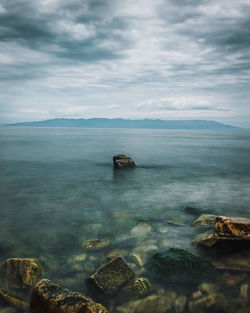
5;118;240;130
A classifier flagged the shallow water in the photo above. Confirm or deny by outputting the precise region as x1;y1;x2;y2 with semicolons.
0;127;250;312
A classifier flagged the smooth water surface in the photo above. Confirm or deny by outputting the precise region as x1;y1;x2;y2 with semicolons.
0;126;250;311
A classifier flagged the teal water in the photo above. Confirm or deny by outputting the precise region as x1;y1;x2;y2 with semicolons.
0;127;250;311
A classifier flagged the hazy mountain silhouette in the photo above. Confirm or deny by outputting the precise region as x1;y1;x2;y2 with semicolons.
6;118;240;130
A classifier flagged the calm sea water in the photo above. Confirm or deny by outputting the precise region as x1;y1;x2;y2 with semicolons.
0;126;250;310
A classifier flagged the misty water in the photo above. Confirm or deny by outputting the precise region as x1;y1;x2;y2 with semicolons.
1;126;250;312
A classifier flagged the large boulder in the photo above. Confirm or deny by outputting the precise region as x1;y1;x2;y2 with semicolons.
113;154;136;169
148;248;215;284
0;258;42;289
30;279;109;313
193;216;250;247
89;256;134;294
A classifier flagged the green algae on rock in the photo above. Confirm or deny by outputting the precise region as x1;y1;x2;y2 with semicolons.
0;258;42;289
149;248;215;284
89;256;134;294
30;279;109;313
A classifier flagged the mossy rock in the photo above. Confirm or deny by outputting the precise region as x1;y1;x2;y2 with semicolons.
0;258;42;289
148;248;215;284
30;279;109;313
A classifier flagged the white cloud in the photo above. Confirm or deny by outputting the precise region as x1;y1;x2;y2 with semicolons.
136;96;227;111
53;20;96;40
0;3;6;15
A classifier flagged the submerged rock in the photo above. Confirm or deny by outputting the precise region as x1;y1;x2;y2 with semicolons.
113;154;136;169
107;250;127;261
89;256;134;294
30;279;108;313
189;283;232;313
174;295;187;313
123;277;151;298
132;239;159;266
238;308;250;313
0;307;18;313
83;238;111;250
149;248;215;284
221;272;247;286
192;231;218;247
0;289;29;311
131;221;151;237
193;216;250;247
185;207;203;215
192;214;217;229
0;258;42;289
116;292;177;313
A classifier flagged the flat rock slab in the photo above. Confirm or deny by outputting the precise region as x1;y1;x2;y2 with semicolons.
30;279;109;313
90;257;134;294
113;154;136;169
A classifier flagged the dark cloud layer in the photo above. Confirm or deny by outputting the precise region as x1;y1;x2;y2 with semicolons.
0;0;249;126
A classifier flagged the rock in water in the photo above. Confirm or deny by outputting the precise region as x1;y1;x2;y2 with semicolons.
113;154;136;169
149;248;215;284
131;221;151;237
193;216;250;247
238;308;250;313
192;214;217;229
116;292;177;313
0;258;42;289
124;277;151;298
83;238;111;250
215;216;250;239
0;289;29;311
30;279;109;313
89;256;134;294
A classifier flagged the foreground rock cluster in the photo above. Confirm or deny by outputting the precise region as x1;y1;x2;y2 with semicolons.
1;211;250;313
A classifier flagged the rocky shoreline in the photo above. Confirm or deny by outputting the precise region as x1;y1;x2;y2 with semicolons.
1;211;250;313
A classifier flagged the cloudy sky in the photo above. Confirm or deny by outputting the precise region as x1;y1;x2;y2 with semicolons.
0;0;250;126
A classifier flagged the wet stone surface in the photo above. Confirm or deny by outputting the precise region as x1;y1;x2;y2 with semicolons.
30;279;109;313
89;257;134;294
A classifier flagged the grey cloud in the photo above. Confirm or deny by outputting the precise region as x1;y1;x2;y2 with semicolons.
0;0;129;61
0;0;249;126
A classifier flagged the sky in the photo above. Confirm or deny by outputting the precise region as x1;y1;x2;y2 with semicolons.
0;0;250;127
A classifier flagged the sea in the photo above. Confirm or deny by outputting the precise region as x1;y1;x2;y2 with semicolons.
0;126;250;312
